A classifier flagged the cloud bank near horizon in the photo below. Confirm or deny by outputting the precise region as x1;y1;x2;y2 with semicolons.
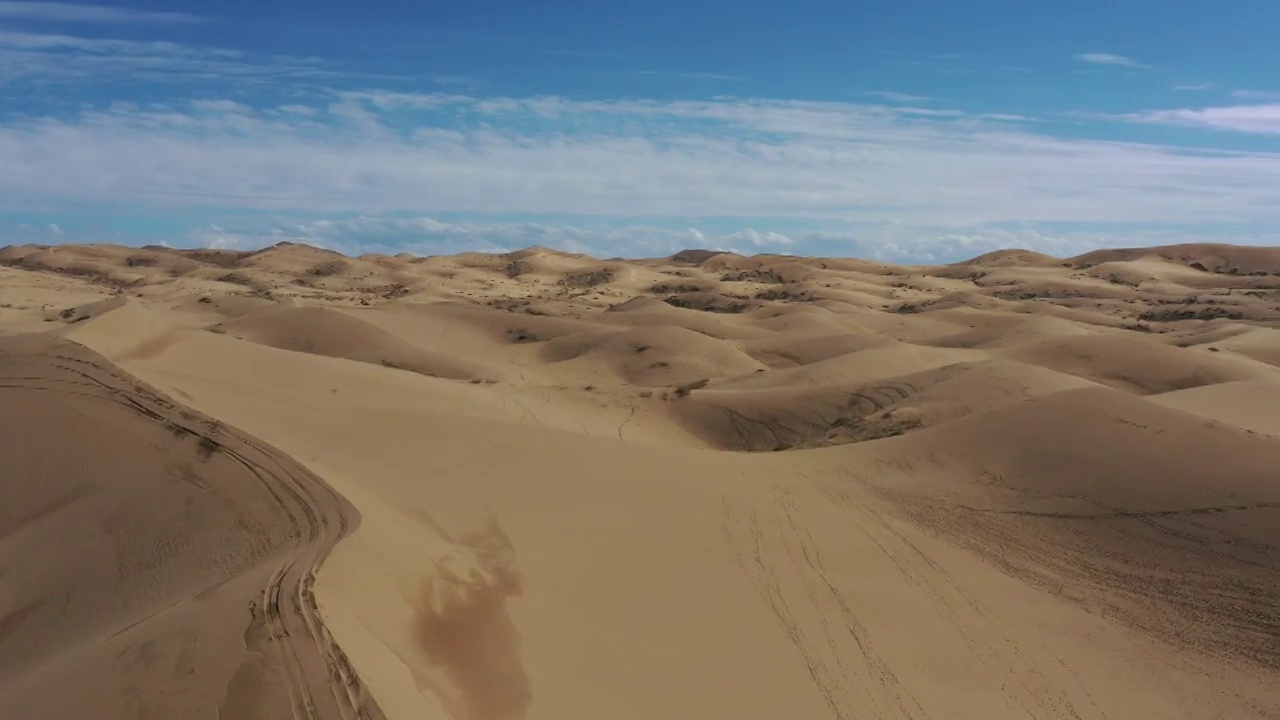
3;92;1279;253
106;215;1275;265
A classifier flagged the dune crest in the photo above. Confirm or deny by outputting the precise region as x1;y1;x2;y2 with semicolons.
0;334;382;720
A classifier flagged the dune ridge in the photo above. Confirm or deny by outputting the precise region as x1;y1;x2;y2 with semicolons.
2;240;1278;719
0;334;383;720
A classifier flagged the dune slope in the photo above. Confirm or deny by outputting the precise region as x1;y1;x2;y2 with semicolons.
0;335;382;720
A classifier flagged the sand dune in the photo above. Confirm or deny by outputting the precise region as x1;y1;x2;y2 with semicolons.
999;332;1274;394
668;363;969;450
826;384;1280;665
217;305;505;382
1149;379;1280;436
2;240;1279;720
1069;241;1280;276
539;324;766;387
741;331;899;367
0;334;380;720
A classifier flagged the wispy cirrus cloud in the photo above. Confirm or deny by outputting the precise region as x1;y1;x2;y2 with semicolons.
1076;52;1147;69
880;52;1033;76
429;75;488;89
0;30;403;88
0;1;205;24
860;91;931;104
543;50;628;59
1230;89;1280;101
0;30;199;51
1127;103;1280;135
1174;82;1215;91
635;70;747;82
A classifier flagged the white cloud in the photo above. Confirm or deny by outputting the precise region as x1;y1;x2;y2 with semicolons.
0;2;205;23
276;104;319;116
429;74;487;88
46;222;62;234
635;70;748;82
1230;89;1280;101
861;91;931;104
1076;53;1146;69
0;30;348;87
190;225;263;250
1174;82;1215;91
4;92;1280;246
975;113;1032;122
544;50;629;59
0;30;189;51
1127;103;1280;135
190;99;253;114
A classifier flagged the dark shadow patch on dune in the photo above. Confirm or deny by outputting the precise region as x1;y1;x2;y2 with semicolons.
307;260;350;278
673;365;969;451
668;249;725;265
559;268;614;289
663;293;750;314
182;249;244;268
412;520;530;720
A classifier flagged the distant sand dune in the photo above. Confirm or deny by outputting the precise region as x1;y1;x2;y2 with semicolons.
1070;241;1280;276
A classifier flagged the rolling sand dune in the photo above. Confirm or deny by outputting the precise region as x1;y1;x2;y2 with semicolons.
1150;379;1280;436
1000;333;1274;394
1069;242;1280;276
217;305;506;382
539;324;766;387
0;334;381;720
2;240;1279;719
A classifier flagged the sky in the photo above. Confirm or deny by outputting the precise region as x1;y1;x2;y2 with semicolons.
2;1;1280;262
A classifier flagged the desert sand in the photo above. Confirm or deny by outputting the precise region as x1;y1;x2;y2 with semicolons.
1;240;1278;719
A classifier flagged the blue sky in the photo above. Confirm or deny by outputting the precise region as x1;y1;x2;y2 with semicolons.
2;0;1279;262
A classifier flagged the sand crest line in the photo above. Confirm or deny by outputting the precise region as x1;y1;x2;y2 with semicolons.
1;335;386;720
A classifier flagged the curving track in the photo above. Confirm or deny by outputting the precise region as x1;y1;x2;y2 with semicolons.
0;334;385;720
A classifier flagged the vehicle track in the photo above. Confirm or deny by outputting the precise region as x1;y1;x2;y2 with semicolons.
719;475;1132;719
0;336;385;720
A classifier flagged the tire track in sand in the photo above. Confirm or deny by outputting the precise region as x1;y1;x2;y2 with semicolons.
720;475;1119;720
17;337;386;720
